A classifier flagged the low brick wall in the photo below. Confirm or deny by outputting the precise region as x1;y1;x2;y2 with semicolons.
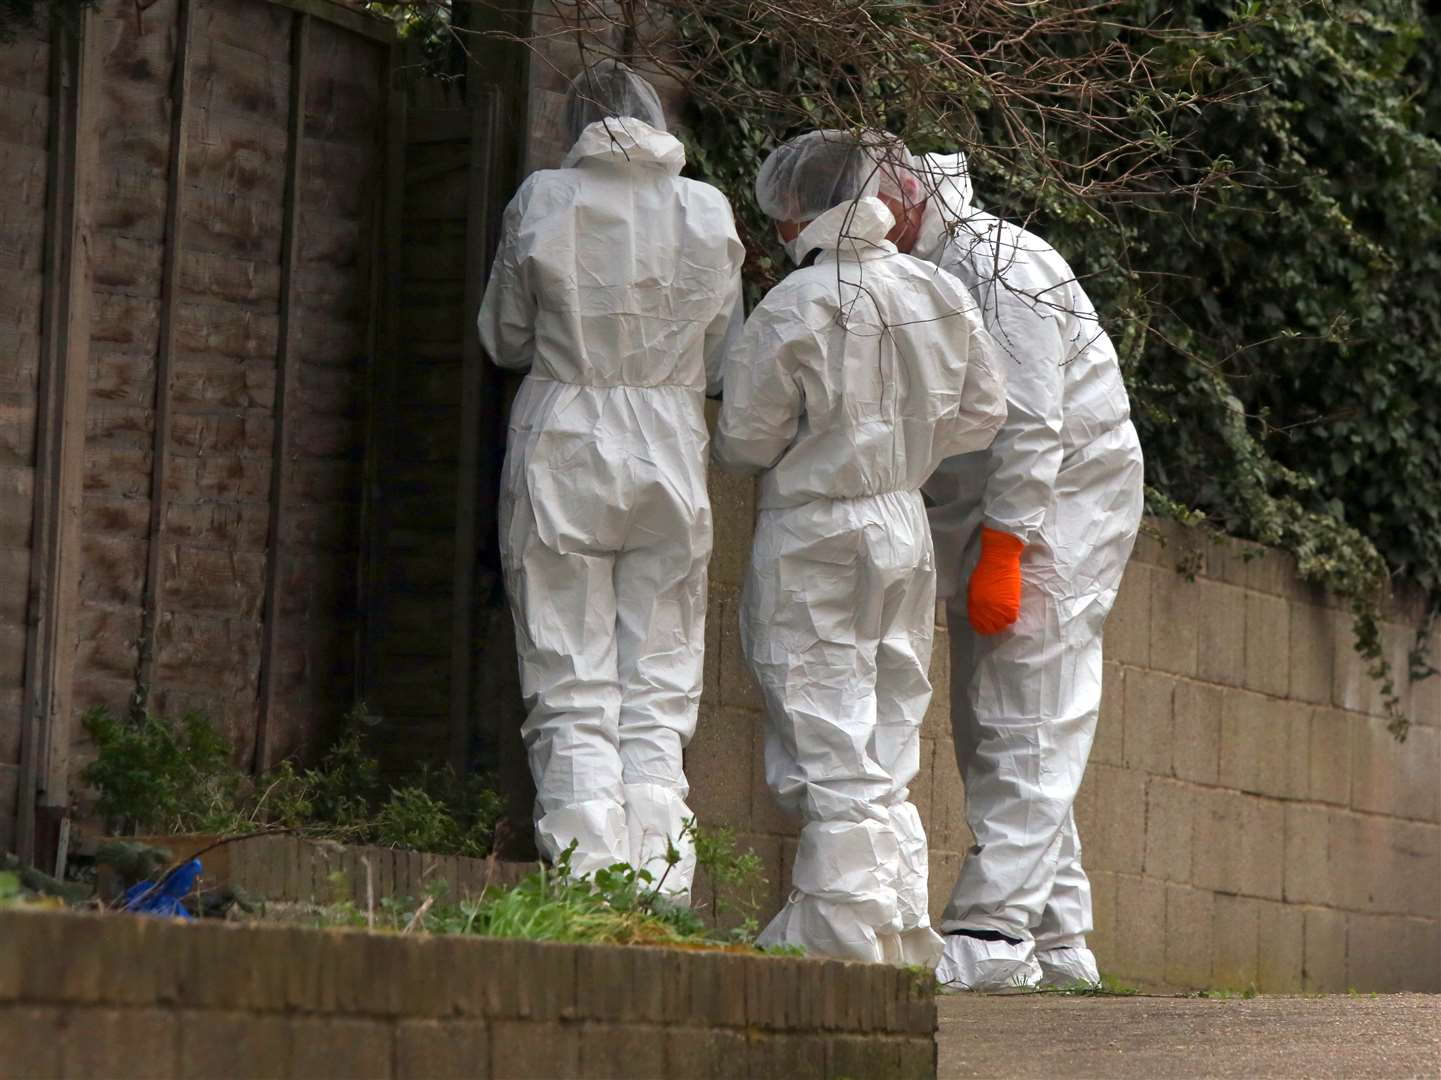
689;470;1441;993
0;908;936;1079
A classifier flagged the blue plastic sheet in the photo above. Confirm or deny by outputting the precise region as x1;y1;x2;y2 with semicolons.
122;858;201;919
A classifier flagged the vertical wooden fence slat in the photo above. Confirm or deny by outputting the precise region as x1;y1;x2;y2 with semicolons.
357;43;405;713
448;91;503;774
134;0;196;708
17;8;100;863
253;11;311;773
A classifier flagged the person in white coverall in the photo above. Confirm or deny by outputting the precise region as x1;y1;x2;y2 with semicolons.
875;149;1145;989
476;61;745;901
712;132;1006;965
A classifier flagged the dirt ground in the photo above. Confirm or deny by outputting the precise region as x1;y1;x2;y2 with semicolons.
937;992;1441;1079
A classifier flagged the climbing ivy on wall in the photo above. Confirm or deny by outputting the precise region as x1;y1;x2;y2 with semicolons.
673;0;1441;737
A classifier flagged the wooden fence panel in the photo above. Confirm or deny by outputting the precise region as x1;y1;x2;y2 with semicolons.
0;15;54;857
0;0;395;859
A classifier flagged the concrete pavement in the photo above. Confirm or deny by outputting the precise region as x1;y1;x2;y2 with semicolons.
938;992;1440;1078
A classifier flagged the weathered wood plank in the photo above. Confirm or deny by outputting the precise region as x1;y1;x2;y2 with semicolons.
20;8;102;862
265;0;394;45
0;38;50;96
189;33;290;126
181;186;285;261
256;11;310;770
178;249;283;306
450;91;504;771
168;350;276;410
135;0;195;704
185;109;290;202
190;0;291;61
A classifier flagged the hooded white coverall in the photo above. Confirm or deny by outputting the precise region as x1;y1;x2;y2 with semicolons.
477;113;744;897
714;193;1005;965
912;154;1145;988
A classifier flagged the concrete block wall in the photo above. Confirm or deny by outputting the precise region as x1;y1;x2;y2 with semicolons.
0;908;937;1079
688;473;1441;993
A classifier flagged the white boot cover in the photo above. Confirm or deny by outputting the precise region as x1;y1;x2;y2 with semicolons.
884;800;944;968
1037;945;1101;989
758;819;901;963
935;934;1042;993
535;797;629;880
623;781;697;905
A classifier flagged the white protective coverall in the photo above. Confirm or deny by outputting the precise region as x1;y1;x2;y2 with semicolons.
911;153;1145;989
714;136;1005;964
477;65;745;898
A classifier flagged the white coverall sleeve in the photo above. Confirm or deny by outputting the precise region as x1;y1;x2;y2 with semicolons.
936;312;1007;459
476;187;535;371
978;288;1067;544
711;295;808;473
704;265;745;398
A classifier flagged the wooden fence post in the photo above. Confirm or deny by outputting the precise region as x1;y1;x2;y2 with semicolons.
133;0;195;711
18;6;100;864
253;11;311;773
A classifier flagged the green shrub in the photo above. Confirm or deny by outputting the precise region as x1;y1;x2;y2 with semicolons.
81;707;245;835
81;704;506;858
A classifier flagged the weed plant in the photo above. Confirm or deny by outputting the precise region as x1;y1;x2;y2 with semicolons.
81;704;504;858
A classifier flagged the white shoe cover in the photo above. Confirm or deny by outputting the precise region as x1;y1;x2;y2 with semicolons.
883;925;946;969
758;893;890;963
935;934;1041;993
536;798;629;879
624;782;696;905
1037;945;1101;989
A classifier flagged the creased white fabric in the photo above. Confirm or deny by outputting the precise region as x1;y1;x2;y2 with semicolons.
716;196;1003;964
479;119;745;898
915;152;1144;951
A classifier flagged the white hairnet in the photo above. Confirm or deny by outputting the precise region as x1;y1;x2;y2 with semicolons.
565;59;667;142
869;133;924;208
755;130;888;224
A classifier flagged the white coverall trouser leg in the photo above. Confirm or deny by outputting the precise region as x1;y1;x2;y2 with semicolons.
942;424;1143;945
745;492;945;966
500;394;711;898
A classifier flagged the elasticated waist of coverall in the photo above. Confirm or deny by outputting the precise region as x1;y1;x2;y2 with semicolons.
755;486;925;512
521;374;708;393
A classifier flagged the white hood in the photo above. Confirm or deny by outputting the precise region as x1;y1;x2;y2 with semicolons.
790;196;896;263
911;152;974;263
562;117;686;174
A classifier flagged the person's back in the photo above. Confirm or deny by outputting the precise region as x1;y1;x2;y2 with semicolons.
477;63;744;902
485;119;741;391
714;198;1002;501
713;131;1004;967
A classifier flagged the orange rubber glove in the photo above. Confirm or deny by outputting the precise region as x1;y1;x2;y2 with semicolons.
967;527;1024;635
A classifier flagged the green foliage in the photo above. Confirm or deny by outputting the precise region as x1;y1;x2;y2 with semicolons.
82;704;506;857
81;706;245;834
293;834;777;952
675;0;1440;737
692;820;766;927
